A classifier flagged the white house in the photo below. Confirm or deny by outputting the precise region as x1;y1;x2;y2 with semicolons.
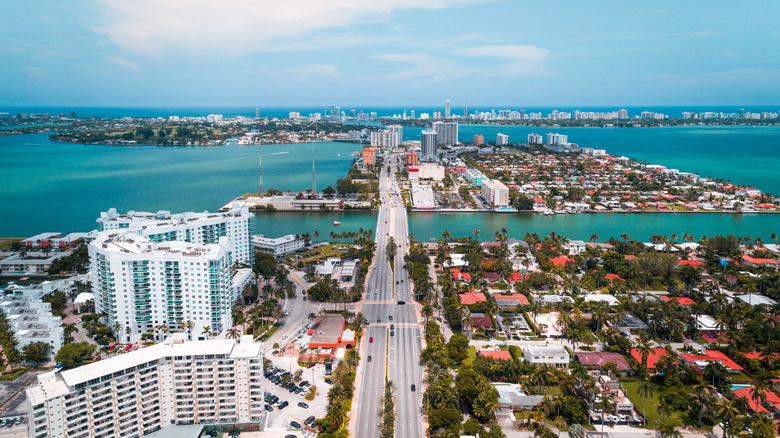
522;345;570;367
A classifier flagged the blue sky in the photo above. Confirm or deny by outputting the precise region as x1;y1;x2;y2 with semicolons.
2;0;779;107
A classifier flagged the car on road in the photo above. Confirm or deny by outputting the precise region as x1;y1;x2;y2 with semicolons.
285;435;296;438
411;384;416;391
298;402;309;408
388;315;393;320
368;355;372;362
396;281;399;284
377;318;380;322
390;331;394;337
369;337;373;343
390;324;394;330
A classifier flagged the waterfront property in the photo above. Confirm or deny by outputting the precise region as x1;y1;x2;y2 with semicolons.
0;284;64;357
88;230;237;343
96;206;255;265
252;234;304;257
25;334;264;438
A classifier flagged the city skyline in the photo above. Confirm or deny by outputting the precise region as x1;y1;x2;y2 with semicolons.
2;1;779;107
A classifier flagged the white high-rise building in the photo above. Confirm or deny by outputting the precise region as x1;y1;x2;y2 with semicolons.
420;130;438;162
527;133;543;145
26;334;264;438
386;125;403;144
96;207;254;266
89;230;235;343
444;99;451;118
496;133;509;145
618;109;628;119
431;122;458;146
370;130;400;148
546;133;568;145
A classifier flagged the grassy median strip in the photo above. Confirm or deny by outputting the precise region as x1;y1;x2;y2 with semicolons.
381;380;396;438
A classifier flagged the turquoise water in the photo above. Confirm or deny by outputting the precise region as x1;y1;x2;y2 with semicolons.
407;212;780;242
0;133;361;235
402;124;780;195
3;125;780;240
730;384;752;390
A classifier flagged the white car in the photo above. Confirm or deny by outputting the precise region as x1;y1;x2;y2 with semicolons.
606;415;619;423
618;414;629;422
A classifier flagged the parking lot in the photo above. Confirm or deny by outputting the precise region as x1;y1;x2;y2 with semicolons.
262;359;329;433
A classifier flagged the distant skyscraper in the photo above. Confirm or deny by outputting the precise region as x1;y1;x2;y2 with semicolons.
618;109;628;119
330;104;336;116
432;121;458;146
527;133;543;145
255;108;260;118
421;130;438;162
350;109;356;118
463;106;468;118
473;135;484;145
445;99;451;118
410;110;416;119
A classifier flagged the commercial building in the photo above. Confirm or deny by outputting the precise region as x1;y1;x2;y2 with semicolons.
405;151;419;166
308;314;352;349
26;334;264;438
96;207;255;265
410;185;436;209
496;133;509;145
420;130;438;162
480;179;509;209
431;122;458;146
361;147;377;166
89;230;235;343
252;234;304;257
0;287;64;358
0;252;71;275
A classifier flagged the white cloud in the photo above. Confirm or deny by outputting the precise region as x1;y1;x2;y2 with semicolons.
109;56;141;71
454;45;549;59
93;0;484;57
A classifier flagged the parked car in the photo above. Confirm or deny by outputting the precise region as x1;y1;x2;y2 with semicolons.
264;404;274;412
606;415;619;423
298;402;309;409
278;401;289;409
289;421;301;429
304;415;316;426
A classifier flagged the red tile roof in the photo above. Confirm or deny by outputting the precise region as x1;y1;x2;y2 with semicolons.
743;351;780;361
677;259;705;267
549;256;574;267
660;296;696;306
630;347;668;370
731;387;780;414
680;350;743;371
742;255;778;265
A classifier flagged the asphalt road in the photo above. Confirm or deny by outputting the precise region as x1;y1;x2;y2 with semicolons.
354;156;423;438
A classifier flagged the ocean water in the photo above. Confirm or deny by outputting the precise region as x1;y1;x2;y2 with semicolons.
0;134;361;235
2;119;780;240
400;124;780;195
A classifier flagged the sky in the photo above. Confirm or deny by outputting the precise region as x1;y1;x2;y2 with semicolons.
2;0;779;107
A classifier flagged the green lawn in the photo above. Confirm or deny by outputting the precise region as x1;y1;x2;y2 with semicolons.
292;244;346;265
463;346;477;366
620;379;701;430
544;385;562;396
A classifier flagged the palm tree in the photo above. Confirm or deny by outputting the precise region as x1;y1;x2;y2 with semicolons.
657;424;682;438
590;233;599;243
637;378;654;426
421;304;434;324
636;340;654;372
750;412;775;438
691;382;716;429
472;228;481;242
201;326;213;339
597;395;613;435
226;327;240;339
656;398;673;427
716;399;740;438
748;384;768;413
442;229;451;241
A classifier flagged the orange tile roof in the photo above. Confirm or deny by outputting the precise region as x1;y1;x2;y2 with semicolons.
493;293;530;305
677;259;705;267
459;292;487;305
731;387;780;414
660;296;696;306
549;256;573;267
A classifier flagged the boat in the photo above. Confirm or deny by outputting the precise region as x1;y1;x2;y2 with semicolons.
333;221;341;226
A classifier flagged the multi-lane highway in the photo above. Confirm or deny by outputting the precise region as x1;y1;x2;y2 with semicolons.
354;155;423;438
